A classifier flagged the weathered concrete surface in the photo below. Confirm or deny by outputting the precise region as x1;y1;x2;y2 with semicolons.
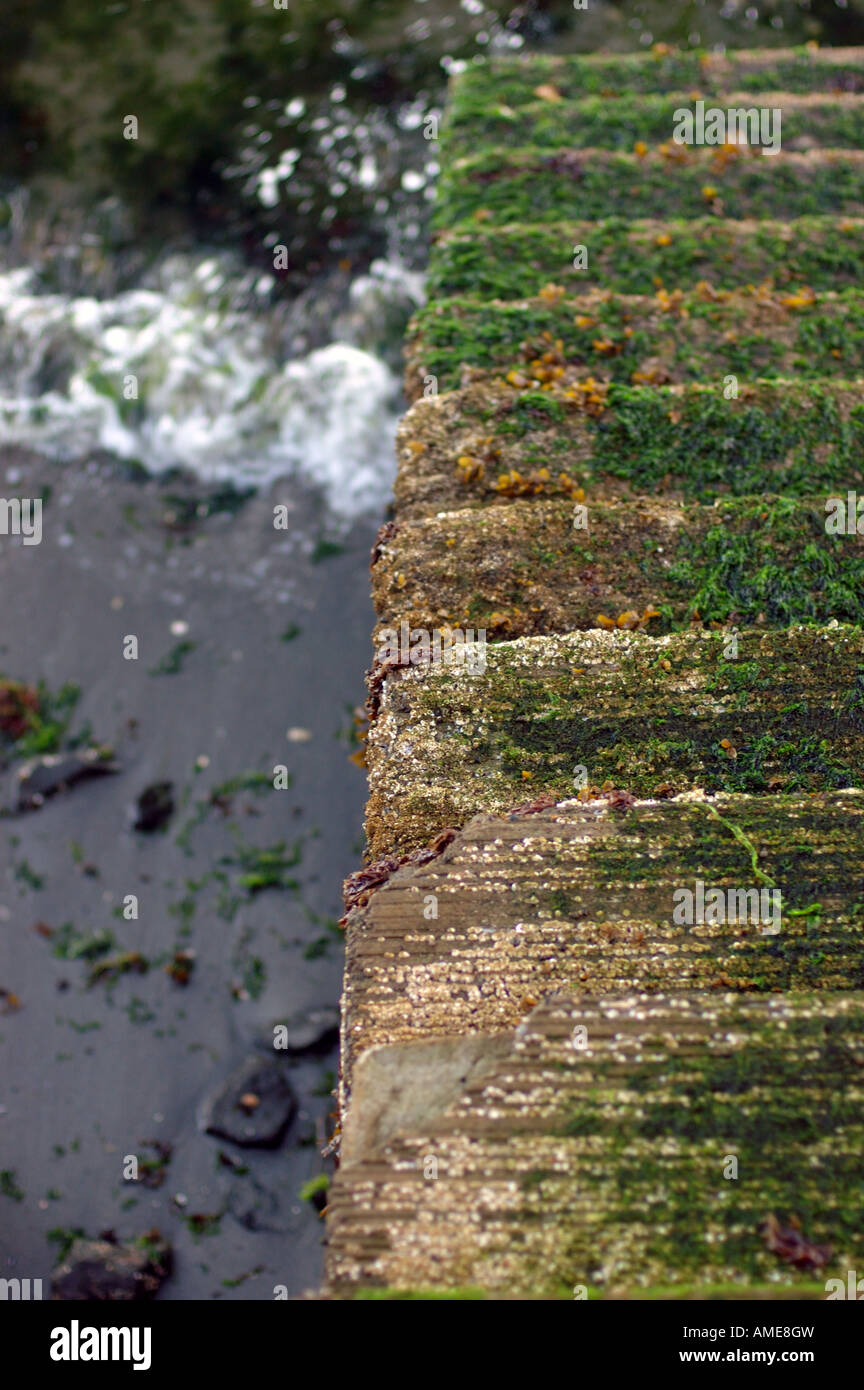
327;991;864;1299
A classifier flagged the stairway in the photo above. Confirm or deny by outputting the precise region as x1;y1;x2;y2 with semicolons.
325;44;864;1300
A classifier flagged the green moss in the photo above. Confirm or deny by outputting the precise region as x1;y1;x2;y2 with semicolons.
453;48;864;106
402;380;864;515
443;93;864;159
432;149;864;229
428;216;864;300
406;626;864;800
376;496;864;637
407;292;864;396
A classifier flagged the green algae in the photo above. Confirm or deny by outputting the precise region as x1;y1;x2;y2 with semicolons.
558;1008;864;1279
367;628;864;857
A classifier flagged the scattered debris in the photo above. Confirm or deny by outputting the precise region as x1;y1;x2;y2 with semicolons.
12;749;119;812
165;948;195;986
147;640;196;676
87;951;149;987
1;1169;24;1201
0;680;40;740
137;1141;172;1190
299;1173;329;1215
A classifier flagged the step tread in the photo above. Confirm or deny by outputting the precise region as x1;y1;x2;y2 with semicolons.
451;44;864;104
428;215;864;299
405;286;864;399
442;90;864;157
342;793;864;1076
364;624;864;857
393;377;864;517
432;147;864;229
371;495;864;639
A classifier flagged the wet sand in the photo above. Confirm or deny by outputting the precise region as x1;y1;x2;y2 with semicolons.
0;446;377;1298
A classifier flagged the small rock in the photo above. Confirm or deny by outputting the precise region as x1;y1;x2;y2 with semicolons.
51;1233;171;1301
227;1177;285;1233
270;1005;339;1056
202;1058;297;1148
13;750;119;812
132;781;174;832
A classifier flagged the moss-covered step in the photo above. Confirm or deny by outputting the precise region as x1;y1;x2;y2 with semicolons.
428;216;864;301
432;148;864;230
326;990;864;1299
371;496;864;642
393;378;864;519
453;45;864;107
443;91;864;159
405;287;864;401
341;793;864;1076
364;624;864;858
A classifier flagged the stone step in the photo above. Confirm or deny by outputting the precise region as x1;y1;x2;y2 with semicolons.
326;989;864;1299
364;624;864;858
341;794;864;1076
371;496;864;641
432;148;864;231
452;45;864;107
405;287;864;400
428;216;864;300
393;377;864;518
443;91;864;159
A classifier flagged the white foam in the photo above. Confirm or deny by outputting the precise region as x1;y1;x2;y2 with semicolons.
0;255;415;519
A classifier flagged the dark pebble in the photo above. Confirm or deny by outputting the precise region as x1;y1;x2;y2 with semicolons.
202;1057;297;1148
